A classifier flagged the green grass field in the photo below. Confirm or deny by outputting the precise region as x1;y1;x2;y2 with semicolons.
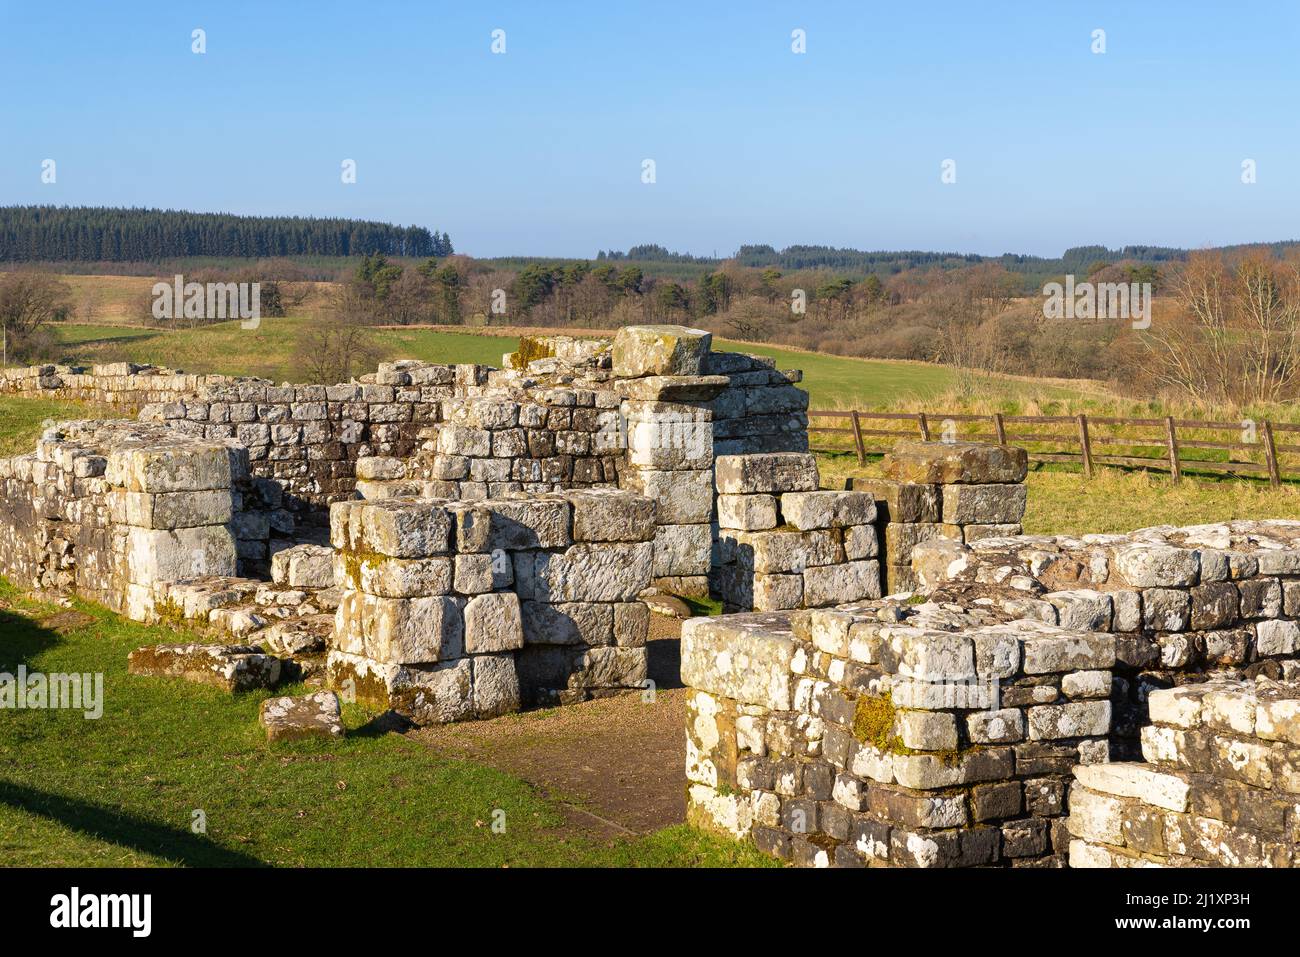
44;319;1090;409
0;582;771;868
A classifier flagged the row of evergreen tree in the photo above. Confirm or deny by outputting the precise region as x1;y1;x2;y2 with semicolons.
0;206;451;262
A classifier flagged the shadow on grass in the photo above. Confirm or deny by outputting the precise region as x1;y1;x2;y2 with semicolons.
0;779;266;867
0;607;63;671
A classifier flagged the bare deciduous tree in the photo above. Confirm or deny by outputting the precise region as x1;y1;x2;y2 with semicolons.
292;287;381;383
1140;253;1300;407
0;271;72;364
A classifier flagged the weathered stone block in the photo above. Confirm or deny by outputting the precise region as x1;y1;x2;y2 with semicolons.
532;541;653;602
714;453;818;494
260;691;344;742
717;494;778;530
941;483;1027;524
883;441;1028;485
849;477;939;523
128;643;280;692
463;592;525;653
569;489;655;542
681;613;797;710
612;324;711;378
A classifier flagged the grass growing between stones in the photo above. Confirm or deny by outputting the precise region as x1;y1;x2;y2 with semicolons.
0;581;774;868
817;451;1300;536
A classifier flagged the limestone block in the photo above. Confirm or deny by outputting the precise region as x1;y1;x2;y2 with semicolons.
967;708;1025;744
128;643;280;692
521;600;614;645
844;524;878;560
260;691;344;742
1044;590;1113;631
112;488;233;529
613;601;650;646
471;653;521;718
1113;543;1199;587
896;710;959;751
714;453;818;494
803;560;880;607
1142;588;1190;631
620;468;713;524
125;525;238;583
753;573;803;611
624;402;713;470
1028;700;1112;739
486;498;572;550
463;592;525;653
355;456;406;480
571;646;648;689
1257;618;1300;656
532;541;653;602
271;543;335;589
887;522;961;565
883;441;1028;485
730;528;841;574
681;613;797;710
1073;763;1190;812
570;488;655;542
363;594;464;664
1021;632;1116;674
652;523;712;577
780;490;876;530
612;324;712;378
388;658;476;724
717;494;778;531
107;442;234;492
848;477;939;523
342;499;453;558
941;483;1027;524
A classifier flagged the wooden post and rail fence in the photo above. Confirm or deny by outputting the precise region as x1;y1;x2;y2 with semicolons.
811;409;1295;487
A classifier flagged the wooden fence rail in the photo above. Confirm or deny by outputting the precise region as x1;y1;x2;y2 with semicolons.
808;409;1296;486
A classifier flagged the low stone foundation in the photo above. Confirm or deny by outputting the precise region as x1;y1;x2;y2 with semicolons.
1069;676;1300;867
912;519;1300;755
682;599;1113;866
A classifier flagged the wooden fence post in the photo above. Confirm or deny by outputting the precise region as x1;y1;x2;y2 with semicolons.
1165;416;1181;483
1263;420;1281;487
917;412;931;441
992;413;1007;445
850;410;866;465
1076;414;1093;478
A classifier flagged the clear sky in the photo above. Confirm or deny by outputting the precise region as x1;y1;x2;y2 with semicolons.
3;1;1298;259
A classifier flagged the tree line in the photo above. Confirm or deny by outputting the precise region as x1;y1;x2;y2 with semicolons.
0;206;451;262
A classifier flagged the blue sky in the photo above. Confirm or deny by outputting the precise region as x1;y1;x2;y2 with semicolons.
2;1;1298;259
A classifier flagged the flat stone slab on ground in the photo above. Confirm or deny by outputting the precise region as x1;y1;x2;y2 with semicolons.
260;691;344;742
127;642;281;692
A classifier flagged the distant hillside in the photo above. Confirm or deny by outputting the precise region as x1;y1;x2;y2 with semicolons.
596;240;1300;287
0;206;451;263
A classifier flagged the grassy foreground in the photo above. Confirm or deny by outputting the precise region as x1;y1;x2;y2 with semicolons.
0;582;771;868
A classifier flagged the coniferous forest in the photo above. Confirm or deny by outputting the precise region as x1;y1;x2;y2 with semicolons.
0;206;451;262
